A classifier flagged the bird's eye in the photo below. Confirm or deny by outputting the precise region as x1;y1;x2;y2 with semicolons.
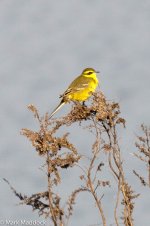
87;71;92;75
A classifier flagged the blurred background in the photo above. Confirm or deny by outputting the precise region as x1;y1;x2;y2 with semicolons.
0;1;150;225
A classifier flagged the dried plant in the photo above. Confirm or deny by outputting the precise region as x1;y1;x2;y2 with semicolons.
133;124;150;187
86;92;138;226
4;90;143;226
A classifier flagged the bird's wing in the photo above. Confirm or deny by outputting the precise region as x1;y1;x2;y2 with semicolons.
60;76;90;98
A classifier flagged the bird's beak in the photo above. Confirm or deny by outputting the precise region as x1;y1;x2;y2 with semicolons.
96;71;100;73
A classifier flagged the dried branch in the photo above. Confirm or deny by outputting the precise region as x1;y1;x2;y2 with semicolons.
133;124;150;187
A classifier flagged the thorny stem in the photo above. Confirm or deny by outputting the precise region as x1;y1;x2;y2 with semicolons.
47;151;57;226
113;126;133;226
102;121;119;179
108;152;119;179
114;175;121;226
112;126;124;177
106;126;121;225
87;118;107;226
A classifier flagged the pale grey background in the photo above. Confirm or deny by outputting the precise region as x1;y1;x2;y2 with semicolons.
0;1;150;226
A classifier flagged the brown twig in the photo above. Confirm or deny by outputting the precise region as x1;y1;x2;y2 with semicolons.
114;174;121;226
47;151;57;226
133;124;150;188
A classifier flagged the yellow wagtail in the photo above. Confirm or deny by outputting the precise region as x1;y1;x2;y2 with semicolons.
49;68;99;118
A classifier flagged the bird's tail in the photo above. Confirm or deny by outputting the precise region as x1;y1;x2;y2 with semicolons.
49;101;65;119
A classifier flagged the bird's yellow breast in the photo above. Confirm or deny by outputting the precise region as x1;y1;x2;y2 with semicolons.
68;76;98;101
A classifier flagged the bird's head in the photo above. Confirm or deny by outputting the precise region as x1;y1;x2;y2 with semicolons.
82;68;99;78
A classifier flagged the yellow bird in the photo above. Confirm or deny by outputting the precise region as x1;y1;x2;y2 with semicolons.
49;68;99;118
